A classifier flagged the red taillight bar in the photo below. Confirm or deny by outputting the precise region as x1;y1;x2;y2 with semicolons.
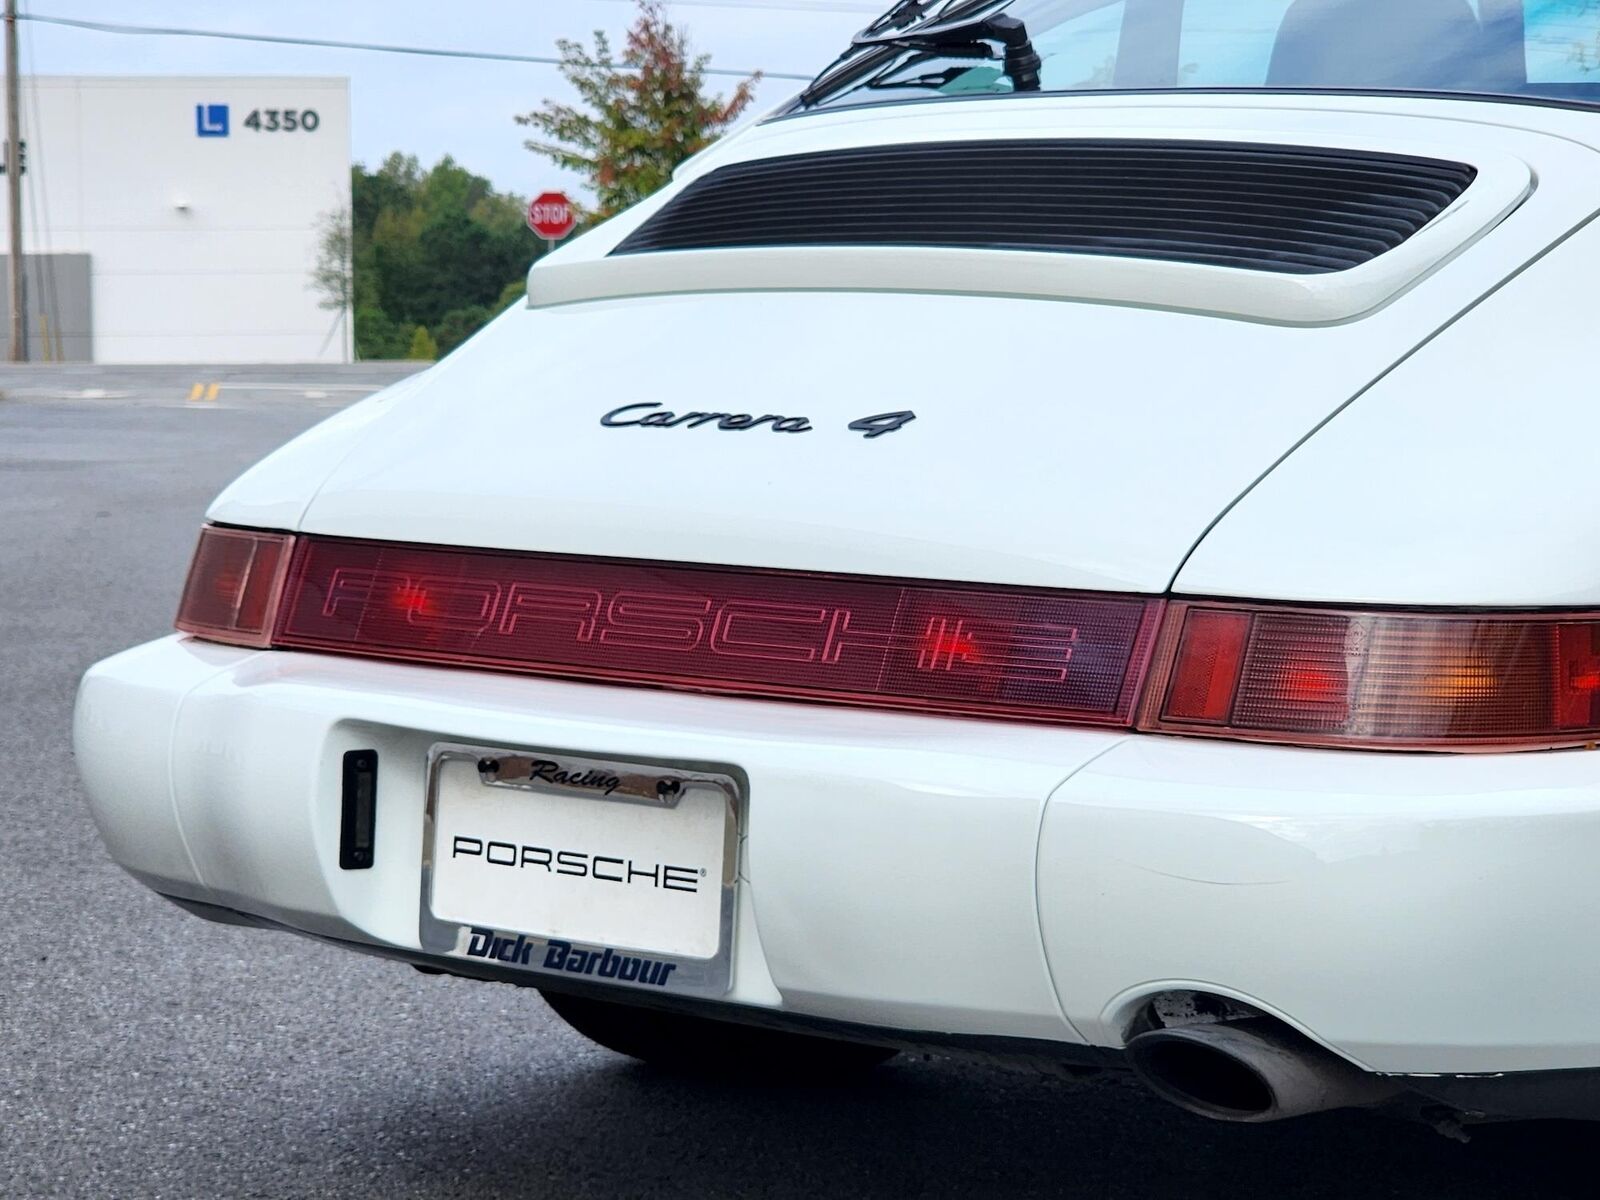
174;527;1600;750
263;535;1165;727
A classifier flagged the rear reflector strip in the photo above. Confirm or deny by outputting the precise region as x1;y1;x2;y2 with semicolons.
270;537;1164;726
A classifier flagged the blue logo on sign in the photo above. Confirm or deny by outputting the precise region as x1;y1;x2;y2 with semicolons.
195;104;229;137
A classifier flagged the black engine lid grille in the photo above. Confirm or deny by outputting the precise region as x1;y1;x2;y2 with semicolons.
612;139;1478;275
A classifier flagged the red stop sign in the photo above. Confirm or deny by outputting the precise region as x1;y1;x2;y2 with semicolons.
527;191;577;241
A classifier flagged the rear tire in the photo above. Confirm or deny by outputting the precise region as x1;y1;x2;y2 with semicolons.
541;989;898;1079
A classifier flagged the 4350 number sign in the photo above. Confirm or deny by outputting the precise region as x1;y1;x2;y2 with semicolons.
242;109;321;133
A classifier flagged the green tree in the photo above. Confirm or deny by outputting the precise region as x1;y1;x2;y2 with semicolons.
349;153;535;359
308;205;356;360
355;306;407;360
515;0;759;218
499;278;529;309
435;305;493;356
407;325;439;361
310;205;354;316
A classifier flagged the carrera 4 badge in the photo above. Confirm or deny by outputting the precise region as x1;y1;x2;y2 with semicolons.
600;403;916;439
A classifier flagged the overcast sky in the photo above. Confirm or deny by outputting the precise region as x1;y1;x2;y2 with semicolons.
19;0;886;196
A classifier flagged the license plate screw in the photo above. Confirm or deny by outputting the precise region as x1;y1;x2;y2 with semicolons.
656;778;682;800
478;757;500;777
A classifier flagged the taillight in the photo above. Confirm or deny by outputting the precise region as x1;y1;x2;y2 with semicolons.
270;536;1165;726
1138;602;1600;751
172;527;1600;751
175;526;294;648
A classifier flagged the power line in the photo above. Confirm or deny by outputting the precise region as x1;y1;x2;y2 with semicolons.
17;13;815;81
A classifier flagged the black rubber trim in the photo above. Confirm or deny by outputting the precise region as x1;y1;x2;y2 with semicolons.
1406;1070;1600;1123
613;139;1477;275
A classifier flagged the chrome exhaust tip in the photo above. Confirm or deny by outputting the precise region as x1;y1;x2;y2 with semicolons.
1127;1018;1400;1123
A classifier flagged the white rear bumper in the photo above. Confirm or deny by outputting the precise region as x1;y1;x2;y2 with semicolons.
75;635;1600;1076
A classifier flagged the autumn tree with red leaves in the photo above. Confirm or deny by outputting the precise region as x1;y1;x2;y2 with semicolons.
516;1;760;219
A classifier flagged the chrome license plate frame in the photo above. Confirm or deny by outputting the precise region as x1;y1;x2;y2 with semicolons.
420;742;740;998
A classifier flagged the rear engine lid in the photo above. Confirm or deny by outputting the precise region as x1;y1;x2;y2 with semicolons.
230;99;1600;594
526;98;1562;325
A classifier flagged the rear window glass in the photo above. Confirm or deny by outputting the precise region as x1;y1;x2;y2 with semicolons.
803;0;1600;111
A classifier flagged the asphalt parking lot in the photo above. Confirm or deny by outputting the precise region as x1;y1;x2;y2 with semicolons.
2;364;1596;1198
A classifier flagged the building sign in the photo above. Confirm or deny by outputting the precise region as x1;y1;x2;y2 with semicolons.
195;104;230;138
241;109;321;133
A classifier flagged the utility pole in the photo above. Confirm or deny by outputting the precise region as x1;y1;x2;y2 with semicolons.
5;0;24;362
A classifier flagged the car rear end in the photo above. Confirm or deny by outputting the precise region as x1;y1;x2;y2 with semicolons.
74;0;1600;1128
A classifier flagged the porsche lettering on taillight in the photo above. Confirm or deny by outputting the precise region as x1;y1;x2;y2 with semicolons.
268;536;1163;726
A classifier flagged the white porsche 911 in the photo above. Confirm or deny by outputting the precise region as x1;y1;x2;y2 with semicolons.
75;0;1600;1129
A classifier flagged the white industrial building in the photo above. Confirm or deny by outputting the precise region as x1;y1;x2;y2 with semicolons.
1;75;352;363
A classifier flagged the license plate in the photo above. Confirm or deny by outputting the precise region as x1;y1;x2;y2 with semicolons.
419;743;739;997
